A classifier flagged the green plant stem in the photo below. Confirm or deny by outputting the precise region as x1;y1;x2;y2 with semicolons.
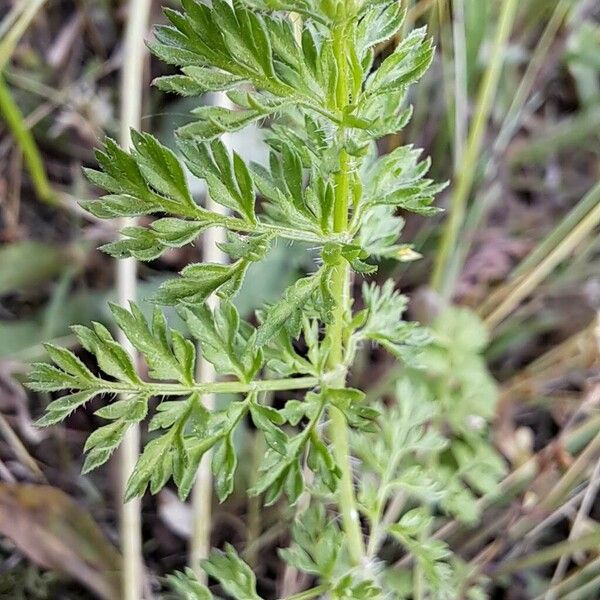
0;74;56;205
217;214;340;245
280;584;329;600
325;10;365;567
96;376;320;397
431;0;519;297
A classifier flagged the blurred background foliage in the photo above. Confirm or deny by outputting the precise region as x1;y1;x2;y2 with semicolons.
0;0;599;598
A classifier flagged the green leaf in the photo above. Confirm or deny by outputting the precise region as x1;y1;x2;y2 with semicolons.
178;105;265;140
95;393;149;423
251;148;321;233
364;27;434;97
250;402;287;455
41;344;95;382
153;261;246;306
256;269;324;346
279;504;340;579
212;431;237;502
359;205;408;260
327;388;380;433
82;420;129;473
167;567;213;600
332;574;382;600
249;433;307;506
176;434;219;501
179;139;256;223
84;137;201;220
389;511;453;594
356;1;407;58
432;307;489;353
125;431;174;501
201;544;262;600
101;218;208;261
217;232;272;262
110;303;195;384
35;391;97;427
154;66;243;96
181;301;262;382
130;130;196;210
362;146;445;216
307;432;340;492
27;363;82;393
72;323;141;384
80;194;157;219
358;281;430;364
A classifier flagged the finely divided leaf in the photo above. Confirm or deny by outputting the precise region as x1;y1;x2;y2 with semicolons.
255;269;324;346
180;301;262;382
84;136;201;219
201;544;263;600
110;302;195;384
180;139;256;223
100;218;208;261
167;568;213;600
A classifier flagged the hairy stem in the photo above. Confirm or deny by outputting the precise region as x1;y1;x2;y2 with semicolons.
97;376;320;397
325;10;365;566
280;584;329;600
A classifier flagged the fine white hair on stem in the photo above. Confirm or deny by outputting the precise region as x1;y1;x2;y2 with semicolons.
118;0;152;598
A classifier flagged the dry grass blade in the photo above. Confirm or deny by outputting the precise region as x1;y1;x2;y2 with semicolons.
0;484;121;600
431;0;520;297
494;530;600;577
481;182;600;329
116;0;152;598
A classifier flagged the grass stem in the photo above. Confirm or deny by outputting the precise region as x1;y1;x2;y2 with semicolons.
483;182;600;329
118;0;152;597
0;74;56;205
189;88;236;579
431;0;520;297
